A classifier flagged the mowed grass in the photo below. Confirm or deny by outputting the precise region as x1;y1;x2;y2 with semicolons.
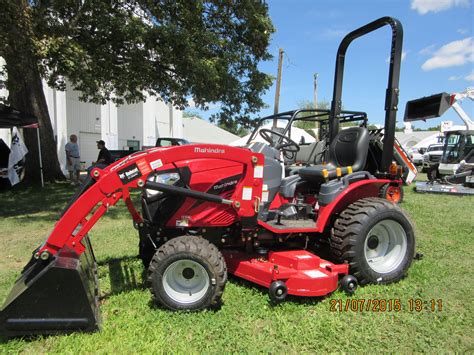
0;177;473;352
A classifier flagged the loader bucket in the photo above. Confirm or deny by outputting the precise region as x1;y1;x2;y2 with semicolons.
0;235;100;337
404;92;451;121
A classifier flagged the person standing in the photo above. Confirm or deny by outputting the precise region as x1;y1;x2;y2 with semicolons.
65;134;81;185
96;140;112;165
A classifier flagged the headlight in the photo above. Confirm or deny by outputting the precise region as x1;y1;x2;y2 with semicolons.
146;172;180;198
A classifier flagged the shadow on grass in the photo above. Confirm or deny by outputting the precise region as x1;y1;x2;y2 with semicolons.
1;183;135;224
0;182;74;218
0;255;145;344
98;255;147;299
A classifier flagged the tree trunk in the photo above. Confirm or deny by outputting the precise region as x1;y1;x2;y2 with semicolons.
0;0;64;183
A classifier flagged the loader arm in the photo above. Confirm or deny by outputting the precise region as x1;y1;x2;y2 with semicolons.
450;88;474;130
37;144;264;260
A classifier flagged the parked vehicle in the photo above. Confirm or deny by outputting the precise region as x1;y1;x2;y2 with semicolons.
108;138;191;162
155;137;190;147
409;147;423;165
422;144;444;172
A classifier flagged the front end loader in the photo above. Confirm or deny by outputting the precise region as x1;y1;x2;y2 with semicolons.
1;16;416;337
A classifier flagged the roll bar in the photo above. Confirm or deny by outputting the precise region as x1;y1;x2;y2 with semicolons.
330;16;403;172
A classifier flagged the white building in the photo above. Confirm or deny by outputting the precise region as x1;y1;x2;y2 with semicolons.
0;76;183;173
45;82;183;170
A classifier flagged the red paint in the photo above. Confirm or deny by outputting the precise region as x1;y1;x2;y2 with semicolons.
269;192;290;210
38;144;264;256
223;250;348;296
169;159;245;227
257;219;317;234
35;142;394;298
315;179;391;232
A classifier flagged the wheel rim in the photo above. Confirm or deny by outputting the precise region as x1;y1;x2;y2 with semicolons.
385;186;401;203
364;219;407;274
162;259;210;304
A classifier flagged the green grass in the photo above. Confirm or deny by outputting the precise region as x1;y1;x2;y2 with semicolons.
0;179;473;352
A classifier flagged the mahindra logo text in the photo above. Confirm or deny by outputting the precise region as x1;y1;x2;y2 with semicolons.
194;147;225;154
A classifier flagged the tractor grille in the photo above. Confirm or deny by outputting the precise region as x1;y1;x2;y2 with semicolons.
209;210;235;225
429;155;441;163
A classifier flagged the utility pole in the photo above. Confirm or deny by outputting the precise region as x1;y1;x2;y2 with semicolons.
313;72;319;135
273;48;284;128
313;73;318;109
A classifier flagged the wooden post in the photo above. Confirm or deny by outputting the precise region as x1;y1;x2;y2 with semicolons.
273;48;284;128
313;73;319;136
313;73;318;109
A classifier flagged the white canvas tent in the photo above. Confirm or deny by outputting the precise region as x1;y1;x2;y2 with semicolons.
230;122;316;147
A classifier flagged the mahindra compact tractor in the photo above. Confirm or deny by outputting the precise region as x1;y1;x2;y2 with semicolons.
1;17;416;337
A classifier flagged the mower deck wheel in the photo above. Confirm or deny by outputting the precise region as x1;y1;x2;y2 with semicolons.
330;197;415;285
269;280;288;303
147;235;227;311
340;275;358;294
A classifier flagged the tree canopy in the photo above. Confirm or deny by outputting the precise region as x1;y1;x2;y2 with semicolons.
31;1;274;123
0;0;274;182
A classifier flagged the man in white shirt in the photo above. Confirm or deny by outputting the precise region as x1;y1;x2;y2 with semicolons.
65;134;81;185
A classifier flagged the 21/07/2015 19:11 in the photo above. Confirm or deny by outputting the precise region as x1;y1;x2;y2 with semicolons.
329;298;443;312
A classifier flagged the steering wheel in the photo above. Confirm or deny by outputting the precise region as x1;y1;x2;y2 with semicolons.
259;128;300;160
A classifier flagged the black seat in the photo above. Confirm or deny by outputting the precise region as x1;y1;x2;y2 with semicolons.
298;127;369;184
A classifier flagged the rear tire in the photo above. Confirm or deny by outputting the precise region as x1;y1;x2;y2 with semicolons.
147;236;227;311
330;197;415;285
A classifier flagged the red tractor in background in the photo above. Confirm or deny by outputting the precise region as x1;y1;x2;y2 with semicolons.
1;17;415;337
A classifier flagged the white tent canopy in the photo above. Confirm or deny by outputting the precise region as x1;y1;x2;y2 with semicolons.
413;133;444;150
230;122;316;147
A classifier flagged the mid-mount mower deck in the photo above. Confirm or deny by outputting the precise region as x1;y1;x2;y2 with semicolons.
1;16;416;337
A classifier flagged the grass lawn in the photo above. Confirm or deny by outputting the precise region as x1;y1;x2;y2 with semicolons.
0;178;473;352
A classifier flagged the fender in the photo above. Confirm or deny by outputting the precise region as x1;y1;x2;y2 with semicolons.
37;144;264;257
257;177;398;234
315;178;395;232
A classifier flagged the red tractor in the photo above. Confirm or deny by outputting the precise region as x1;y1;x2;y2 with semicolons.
1;17;415;337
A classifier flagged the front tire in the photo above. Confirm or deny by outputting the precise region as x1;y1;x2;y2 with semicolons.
147;236;227;311
330;198;415;285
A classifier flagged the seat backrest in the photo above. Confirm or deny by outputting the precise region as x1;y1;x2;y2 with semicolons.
328;127;369;171
310;139;326;164
294;142;318;163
